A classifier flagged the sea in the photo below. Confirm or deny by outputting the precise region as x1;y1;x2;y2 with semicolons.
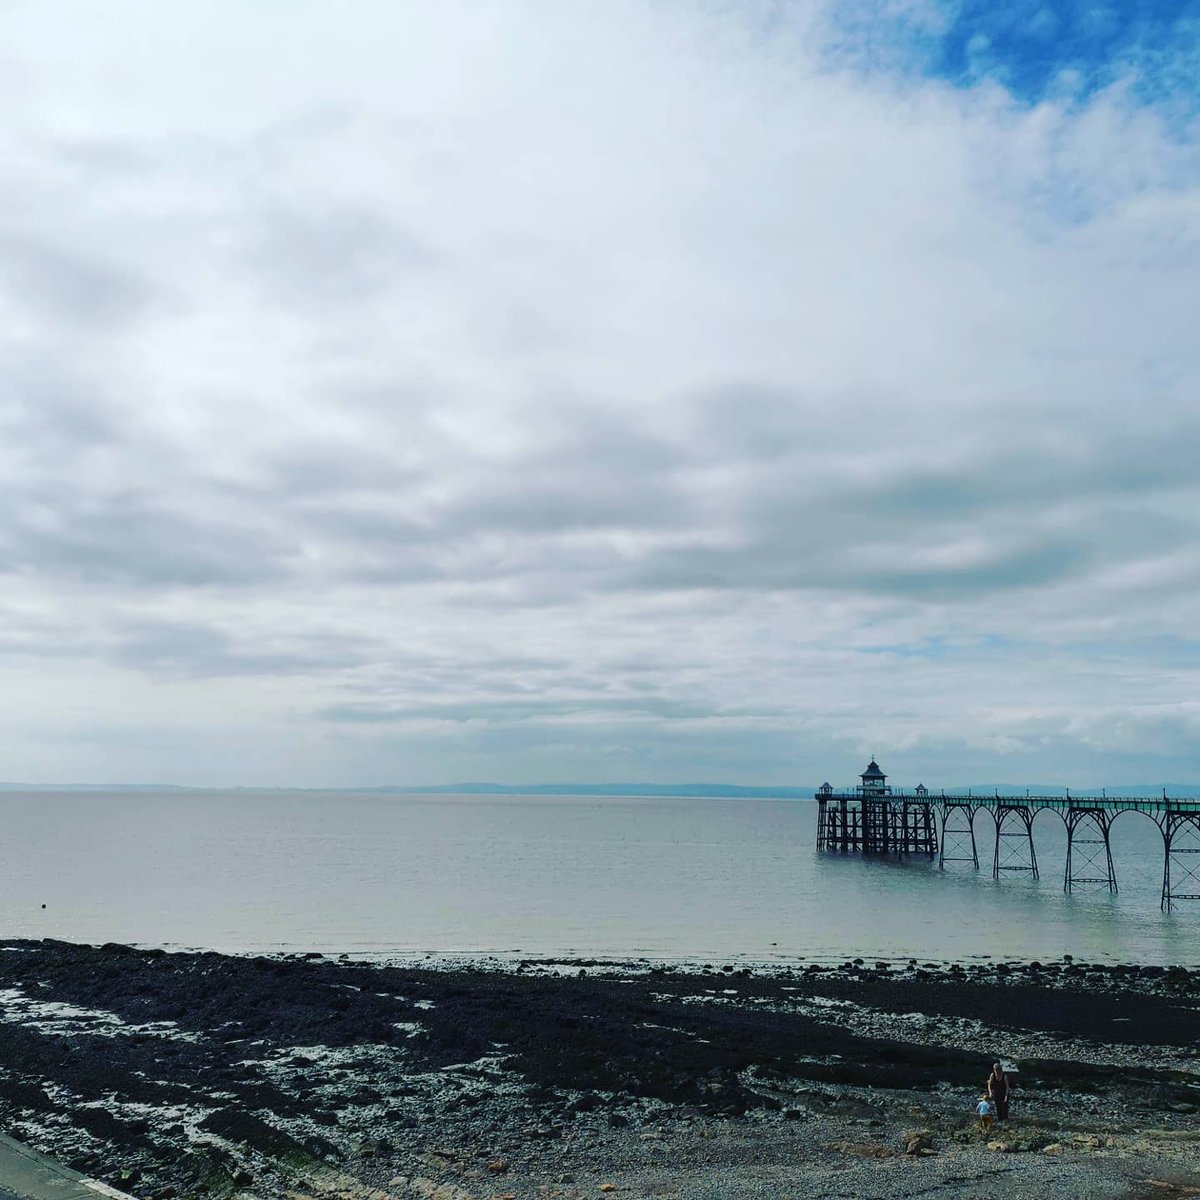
1;790;1198;966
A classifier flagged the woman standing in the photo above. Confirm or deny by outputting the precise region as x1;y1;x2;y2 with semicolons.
987;1063;1011;1121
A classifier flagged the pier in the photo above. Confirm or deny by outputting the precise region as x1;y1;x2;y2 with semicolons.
816;760;1200;910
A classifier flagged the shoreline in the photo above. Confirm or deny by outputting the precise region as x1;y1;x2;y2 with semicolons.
0;939;1198;1199
88;942;1200;973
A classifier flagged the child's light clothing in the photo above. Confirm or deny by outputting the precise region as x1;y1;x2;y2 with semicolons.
976;1100;994;1117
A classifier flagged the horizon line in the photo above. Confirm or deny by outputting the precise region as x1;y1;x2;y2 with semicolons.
1;780;1198;796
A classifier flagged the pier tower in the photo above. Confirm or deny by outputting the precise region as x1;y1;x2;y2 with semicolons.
861;759;887;795
815;760;937;857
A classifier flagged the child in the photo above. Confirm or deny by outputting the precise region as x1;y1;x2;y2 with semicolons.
976;1095;995;1132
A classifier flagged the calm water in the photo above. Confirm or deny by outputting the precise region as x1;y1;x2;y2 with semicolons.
0;791;1197;966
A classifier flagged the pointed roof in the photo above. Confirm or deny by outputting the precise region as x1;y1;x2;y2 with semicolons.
861;759;886;779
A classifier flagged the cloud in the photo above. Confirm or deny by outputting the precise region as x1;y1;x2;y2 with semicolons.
0;0;1195;785
241;200;439;311
109;619;379;680
0;233;157;330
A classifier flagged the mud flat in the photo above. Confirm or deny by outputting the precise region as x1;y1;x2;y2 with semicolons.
1;940;1199;1199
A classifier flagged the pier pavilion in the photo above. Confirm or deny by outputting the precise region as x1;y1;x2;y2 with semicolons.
815;761;1200;910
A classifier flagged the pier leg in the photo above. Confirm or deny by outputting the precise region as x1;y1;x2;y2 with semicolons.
921;803;938;858
938;802;978;869
1159;812;1200;911
1064;808;1117;894
992;806;1038;880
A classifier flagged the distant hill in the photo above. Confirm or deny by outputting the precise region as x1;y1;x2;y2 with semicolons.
354;782;818;798
0;780;814;797
0;782;195;792
0;780;1195;798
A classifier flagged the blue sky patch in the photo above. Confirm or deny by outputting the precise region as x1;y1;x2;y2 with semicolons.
826;0;1199;110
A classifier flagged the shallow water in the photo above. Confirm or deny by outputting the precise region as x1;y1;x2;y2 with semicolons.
0;791;1196;964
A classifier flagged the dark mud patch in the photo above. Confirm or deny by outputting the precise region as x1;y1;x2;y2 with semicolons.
794;963;1200;1047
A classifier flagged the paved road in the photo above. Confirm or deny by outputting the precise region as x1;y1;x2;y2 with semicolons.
0;1133;134;1200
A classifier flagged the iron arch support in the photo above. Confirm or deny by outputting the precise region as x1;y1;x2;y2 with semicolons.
939;802;979;869
992;805;1038;880
1158;810;1200;912
1064;807;1117;894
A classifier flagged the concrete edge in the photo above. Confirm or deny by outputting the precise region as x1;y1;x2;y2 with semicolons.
0;1131;138;1200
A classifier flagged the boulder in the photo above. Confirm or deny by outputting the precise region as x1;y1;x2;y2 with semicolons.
903;1130;934;1155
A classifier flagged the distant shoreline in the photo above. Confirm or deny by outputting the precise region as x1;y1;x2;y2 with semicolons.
0;781;819;797
2;781;1199;797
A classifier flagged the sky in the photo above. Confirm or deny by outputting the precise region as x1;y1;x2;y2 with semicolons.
0;0;1198;789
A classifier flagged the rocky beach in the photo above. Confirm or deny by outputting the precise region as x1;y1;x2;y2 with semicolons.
0;940;1198;1199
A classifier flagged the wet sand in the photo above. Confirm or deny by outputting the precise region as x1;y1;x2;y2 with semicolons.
0;941;1198;1198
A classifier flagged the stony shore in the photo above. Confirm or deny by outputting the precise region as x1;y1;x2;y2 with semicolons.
1;940;1199;1199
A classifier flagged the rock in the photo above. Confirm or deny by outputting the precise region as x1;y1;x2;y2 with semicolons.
829;1141;895;1160
523;1124;562;1139
987;1140;1010;1152
486;1158;509;1173
903;1130;934;1155
600;1186;617;1193
1043;1143;1063;1155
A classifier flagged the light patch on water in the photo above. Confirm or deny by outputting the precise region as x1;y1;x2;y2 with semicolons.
0;987;202;1042
799;994;855;1009
244;1043;528;1160
16;1080;216;1172
645;984;1196;1075
250;1041;412;1078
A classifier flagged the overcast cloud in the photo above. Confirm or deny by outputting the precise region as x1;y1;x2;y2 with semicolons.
0;0;1198;787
